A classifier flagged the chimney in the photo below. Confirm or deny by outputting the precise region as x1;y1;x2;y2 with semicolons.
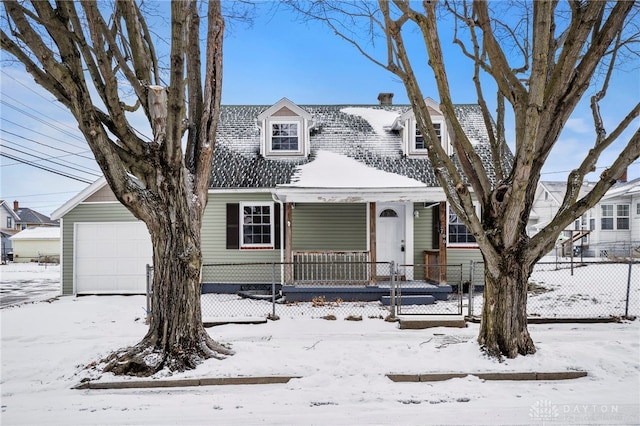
617;168;628;183
13;200;19;212
377;92;394;106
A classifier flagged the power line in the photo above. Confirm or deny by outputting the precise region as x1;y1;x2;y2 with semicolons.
0;69;72;115
0;142;101;177
0;98;86;143
0;121;95;160
0;128;96;163
0;152;93;183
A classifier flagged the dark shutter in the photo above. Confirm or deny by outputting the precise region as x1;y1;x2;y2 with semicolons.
432;204;440;250
274;203;282;249
226;203;239;249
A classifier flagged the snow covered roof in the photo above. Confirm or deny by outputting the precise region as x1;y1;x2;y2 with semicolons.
601;177;640;201
211;103;508;189
286;150;425;188
10;226;60;240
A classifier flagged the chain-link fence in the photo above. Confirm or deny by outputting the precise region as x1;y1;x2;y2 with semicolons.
146;258;639;322
468;260;639;319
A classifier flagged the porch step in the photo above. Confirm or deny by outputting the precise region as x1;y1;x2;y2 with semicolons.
380;295;435;306
397;315;467;329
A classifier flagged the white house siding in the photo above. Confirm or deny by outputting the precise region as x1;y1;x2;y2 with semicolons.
12;239;59;263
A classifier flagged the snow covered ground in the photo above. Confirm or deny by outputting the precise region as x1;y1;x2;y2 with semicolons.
1;264;639;425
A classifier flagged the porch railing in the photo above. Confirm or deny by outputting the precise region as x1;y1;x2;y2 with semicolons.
292;251;371;285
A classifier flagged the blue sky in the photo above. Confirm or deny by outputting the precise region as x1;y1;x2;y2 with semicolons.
1;4;638;215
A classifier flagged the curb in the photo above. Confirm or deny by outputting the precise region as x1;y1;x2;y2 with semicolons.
74;375;301;390
386;371;588;382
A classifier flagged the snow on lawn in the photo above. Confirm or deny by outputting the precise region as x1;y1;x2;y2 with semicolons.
0;263;61;308
1;265;639;425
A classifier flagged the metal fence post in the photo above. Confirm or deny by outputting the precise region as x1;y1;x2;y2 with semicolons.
146;264;152;320
468;260;475;318
389;261;396;318
625;259;633;318
272;262;277;319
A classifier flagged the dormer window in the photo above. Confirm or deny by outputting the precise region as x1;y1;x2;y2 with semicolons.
257;98;312;158
393;97;450;157
414;122;441;151
271;122;299;151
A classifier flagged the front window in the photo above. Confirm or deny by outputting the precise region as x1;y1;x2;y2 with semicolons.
447;205;477;245
617;204;629;230
271;122;299;151
240;202;273;248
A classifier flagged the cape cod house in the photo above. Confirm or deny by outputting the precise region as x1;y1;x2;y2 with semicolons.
52;95;508;298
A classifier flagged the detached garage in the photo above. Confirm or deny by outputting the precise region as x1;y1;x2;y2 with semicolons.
52;178;152;295
74;222;151;294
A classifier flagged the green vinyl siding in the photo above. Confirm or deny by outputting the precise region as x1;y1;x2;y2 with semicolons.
447;248;484;285
202;192;281;265
291;203;366;251
61;202;140;295
412;202;434;280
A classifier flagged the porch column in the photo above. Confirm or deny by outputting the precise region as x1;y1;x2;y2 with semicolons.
285;202;293;284
369;202;377;284
439;201;447;284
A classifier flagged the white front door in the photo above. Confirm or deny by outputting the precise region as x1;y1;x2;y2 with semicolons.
376;203;405;276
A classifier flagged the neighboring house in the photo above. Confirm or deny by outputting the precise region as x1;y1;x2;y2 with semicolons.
52;95;511;296
528;181;595;236
0;200;21;234
10;226;60;263
529;177;640;257
0;200;21;261
586;177;640;257
12;201;59;230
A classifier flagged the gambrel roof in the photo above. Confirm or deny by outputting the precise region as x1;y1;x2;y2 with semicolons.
211;102;509;189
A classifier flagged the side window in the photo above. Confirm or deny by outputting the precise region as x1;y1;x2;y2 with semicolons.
447;205;478;245
601;205;613;230
6;217;13;229
226;203;281;250
617;204;629;230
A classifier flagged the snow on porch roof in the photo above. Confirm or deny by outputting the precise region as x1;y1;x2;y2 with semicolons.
274;151;445;203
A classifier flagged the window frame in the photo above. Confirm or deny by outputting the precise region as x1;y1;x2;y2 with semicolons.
6;216;13;229
446;204;480;247
239;202;275;249
265;118;305;157
616;204;630;230
600;203;631;231
408;118;446;156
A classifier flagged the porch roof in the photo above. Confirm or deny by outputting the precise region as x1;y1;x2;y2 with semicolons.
273;151;446;203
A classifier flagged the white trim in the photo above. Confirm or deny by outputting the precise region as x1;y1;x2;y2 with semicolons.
239;201;275;249
265;119;304;157
51;177;106;220
209;188;274;194
273;186;446;204
446;203;480;248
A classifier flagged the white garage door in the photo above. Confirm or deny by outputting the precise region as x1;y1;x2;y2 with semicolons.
75;222;152;294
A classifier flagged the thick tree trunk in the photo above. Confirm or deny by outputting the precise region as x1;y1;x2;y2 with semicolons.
102;176;232;376
478;258;536;358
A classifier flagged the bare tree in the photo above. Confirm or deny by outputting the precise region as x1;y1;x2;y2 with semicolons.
289;0;640;358
1;0;232;375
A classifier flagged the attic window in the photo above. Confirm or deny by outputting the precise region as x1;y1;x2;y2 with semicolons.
258;98;312;158
414;122;441;151
271;122;299;151
408;118;447;156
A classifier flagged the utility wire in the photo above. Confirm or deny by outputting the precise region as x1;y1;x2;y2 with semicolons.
0;121;95;159
0;142;101;177
0;99;85;143
0;128;96;162
0;152;93;184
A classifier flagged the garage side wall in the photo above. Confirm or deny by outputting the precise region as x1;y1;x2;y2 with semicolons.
61;203;140;295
